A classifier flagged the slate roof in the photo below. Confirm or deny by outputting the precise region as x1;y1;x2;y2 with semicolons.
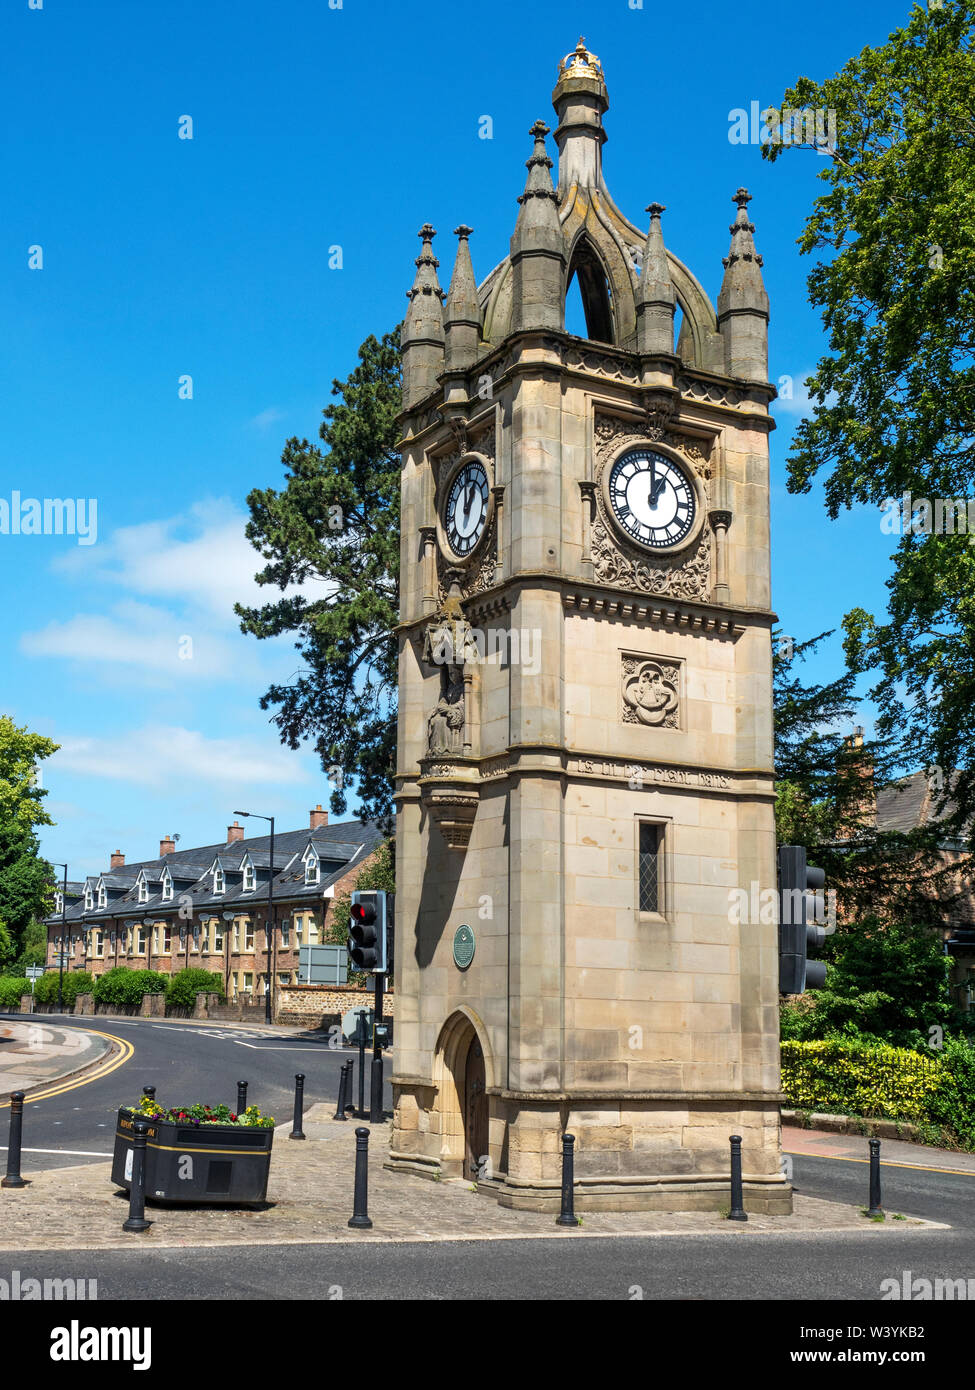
874;770;966;838
45;818;387;926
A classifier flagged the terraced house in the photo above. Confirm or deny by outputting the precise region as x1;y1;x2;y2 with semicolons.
44;809;385;1000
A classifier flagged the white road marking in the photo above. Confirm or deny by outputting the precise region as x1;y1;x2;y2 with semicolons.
0;1147;111;1157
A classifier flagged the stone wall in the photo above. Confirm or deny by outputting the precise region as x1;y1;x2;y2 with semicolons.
275;983;395;1029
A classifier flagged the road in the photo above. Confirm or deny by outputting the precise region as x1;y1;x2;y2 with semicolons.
1;1014;973;1302
0;1013;384;1166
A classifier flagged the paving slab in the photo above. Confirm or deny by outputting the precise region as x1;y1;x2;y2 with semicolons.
0;1022;111;1101
0;1103;947;1251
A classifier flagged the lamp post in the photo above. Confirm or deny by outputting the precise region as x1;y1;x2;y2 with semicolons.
50;863;69;1013
233;812;275;1024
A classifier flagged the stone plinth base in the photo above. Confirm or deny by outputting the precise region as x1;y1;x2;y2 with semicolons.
389;1080;793;1215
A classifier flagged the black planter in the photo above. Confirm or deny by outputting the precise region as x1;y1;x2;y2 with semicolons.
112;1108;274;1206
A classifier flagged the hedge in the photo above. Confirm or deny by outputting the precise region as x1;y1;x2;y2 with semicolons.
166;968;225;1011
34;970;93;1008
781;1038;975;1148
0;976;29;1008
93;967;168;1007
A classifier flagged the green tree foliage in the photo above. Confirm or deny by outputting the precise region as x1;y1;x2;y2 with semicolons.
764;2;975;844
780;917;951;1049
93;967;167;1007
34;970;92;1008
237;330;401;828
0;717;59;962
165;968;225;1010
0;976;29;1008
13;918;47;975
773;631;957;925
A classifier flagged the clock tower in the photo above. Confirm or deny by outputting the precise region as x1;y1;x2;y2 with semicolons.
389;39;790;1214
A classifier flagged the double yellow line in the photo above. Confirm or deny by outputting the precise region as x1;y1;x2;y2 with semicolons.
0;1025;134;1109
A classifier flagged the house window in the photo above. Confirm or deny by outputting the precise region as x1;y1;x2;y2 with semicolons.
242;972;253;994
54;892;63;914
243;861;256;893
97;884;107;909
94;931;104;959
638;823;664;914
306;915;320;947
304;854;319;887
232;920;240;953
214;867;225;895
161;871;173;902
84;886;93;911
244;921;255;952
137;927;149;956
280;919;290;949
213;921;224;952
138;876;148;904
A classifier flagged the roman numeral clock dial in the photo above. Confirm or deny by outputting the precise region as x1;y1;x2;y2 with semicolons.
607;448;697;550
443;459;490;558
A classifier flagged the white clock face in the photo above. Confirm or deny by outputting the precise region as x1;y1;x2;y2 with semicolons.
444;459;489;557
607;449;696;550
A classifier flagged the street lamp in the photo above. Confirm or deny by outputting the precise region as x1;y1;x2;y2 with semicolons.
233;812;275;1024
50;863;69;1013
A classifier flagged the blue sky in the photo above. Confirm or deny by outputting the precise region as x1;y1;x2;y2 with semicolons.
1;0;912;876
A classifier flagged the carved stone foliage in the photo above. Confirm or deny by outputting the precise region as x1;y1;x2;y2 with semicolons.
621;657;681;729
562;344;640;383
590;415;712;600
676;374;743;409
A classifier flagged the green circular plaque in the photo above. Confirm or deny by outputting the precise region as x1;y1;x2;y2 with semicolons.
452;924;475;970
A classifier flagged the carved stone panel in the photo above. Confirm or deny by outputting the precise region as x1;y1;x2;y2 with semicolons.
621;656;681;729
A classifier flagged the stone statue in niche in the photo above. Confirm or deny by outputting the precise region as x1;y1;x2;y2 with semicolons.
427;666;466;755
622;659;680;728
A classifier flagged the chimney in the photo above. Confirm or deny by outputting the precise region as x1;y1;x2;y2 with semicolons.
110;850;125;869
159;835;176;857
310;804;329;830
838;728;876;835
227;820;245;844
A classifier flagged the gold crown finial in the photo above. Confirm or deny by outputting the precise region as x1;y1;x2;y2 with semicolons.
557;36;604;82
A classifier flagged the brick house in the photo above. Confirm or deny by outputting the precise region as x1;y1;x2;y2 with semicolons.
44;808;386;1001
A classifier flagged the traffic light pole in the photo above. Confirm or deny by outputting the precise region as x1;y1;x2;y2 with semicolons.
369;973;384;1123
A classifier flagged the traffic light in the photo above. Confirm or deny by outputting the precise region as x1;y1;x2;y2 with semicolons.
777;845;829;994
348;890;393;974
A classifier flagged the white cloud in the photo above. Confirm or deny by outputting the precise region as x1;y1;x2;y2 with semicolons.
21;600;259;685
53;725;312;789
772;371;838;419
249;407;285;431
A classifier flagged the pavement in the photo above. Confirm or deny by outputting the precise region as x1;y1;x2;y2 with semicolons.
0;1021;114;1101
784;1124;975;1176
0;1102;948;1252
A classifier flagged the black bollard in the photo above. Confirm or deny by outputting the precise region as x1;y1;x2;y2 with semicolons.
370;1055;384;1125
348;1126;373;1229
356;1014;367;1118
2;1092;27;1189
290;1073;306;1140
556;1131;579;1226
867;1138;883;1217
236;1080;248;1115
333;1061;349;1121
729;1134;747;1221
122;1118;152;1233
142;1085;155;1102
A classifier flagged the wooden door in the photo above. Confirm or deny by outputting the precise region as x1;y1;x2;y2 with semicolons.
463;1034;488;1181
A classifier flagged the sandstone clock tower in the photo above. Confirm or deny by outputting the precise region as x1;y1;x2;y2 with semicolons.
389;39;790;1214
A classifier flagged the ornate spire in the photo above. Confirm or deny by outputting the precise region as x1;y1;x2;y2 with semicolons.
717;189;769;382
636;202;676;355
552;38;609;194
444;225;481;371
402;224;446;409
510;122;566;333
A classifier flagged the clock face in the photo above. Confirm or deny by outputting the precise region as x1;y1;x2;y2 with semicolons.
444;458;490;557
607;449;696;550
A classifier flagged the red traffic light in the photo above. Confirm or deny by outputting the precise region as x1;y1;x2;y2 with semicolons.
351;902;377;925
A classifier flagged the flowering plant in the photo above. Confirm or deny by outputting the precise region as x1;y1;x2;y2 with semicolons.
130;1097;275;1129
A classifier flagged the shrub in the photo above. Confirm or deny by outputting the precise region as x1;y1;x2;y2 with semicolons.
94;967;168;1008
0;977;29;1008
166;968;225;1011
34;970;93;1007
928;1037;975;1150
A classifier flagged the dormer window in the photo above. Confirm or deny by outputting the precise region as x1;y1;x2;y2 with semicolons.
242;857;256;893
213;865;225;895
137;873;148;905
84;885;93;911
161;869;173;902
303;847;320;887
54;892;63;915
97;883;107;909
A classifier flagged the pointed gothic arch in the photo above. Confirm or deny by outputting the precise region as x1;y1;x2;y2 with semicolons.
564;236;615;344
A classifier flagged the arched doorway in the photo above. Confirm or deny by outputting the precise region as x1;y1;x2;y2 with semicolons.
432;1009;494;1181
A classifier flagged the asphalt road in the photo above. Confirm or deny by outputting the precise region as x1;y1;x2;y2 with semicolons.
3;1229;974;1303
0;1013;386;1166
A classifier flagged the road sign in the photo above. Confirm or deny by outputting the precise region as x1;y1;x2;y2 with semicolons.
25;967;44;980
